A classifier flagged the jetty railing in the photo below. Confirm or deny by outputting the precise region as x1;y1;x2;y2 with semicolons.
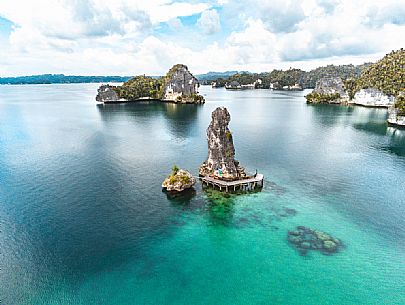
200;174;264;192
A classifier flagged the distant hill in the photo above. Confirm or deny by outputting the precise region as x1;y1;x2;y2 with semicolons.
196;71;241;84
0;74;132;85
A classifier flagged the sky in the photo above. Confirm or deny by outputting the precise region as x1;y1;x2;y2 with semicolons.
0;0;404;76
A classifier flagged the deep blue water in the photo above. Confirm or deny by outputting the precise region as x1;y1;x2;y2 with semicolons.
0;84;404;304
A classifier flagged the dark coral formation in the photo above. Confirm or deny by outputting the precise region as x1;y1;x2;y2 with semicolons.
287;226;343;256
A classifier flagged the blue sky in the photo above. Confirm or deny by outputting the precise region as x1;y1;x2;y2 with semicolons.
0;0;404;76
0;16;13;44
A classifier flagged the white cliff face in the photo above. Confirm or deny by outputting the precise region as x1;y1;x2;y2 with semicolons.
353;89;395;107
164;65;200;101
315;77;349;99
95;85;122;102
388;107;405;126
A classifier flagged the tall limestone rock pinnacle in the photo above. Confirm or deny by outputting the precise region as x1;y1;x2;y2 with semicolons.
199;107;246;180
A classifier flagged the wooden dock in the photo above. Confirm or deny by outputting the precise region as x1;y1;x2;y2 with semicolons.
200;174;264;192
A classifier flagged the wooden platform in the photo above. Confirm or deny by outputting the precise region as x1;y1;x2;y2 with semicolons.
201;174;264;192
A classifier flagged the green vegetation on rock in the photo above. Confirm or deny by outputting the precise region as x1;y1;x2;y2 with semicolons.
343;78;357;100
114;75;163;100
355;49;404;97
268;68;305;88
301;64;370;89
305;92;341;104
205;64;371;89
395;94;405;116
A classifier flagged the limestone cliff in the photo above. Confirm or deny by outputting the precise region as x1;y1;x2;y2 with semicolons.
163;64;204;103
352;88;395;107
96;85;122;103
199;107;246;180
306;77;349;104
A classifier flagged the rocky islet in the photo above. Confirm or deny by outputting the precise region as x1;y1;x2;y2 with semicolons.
162;168;196;192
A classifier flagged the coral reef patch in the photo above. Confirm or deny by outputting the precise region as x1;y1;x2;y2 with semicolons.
287;226;343;256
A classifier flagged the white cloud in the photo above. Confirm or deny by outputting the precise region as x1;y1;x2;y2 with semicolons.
316;0;340;14
0;0;404;76
364;1;405;28
197;9;221;34
167;18;183;30
251;0;306;33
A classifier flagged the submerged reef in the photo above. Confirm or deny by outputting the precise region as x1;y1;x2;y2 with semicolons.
287;226;343;256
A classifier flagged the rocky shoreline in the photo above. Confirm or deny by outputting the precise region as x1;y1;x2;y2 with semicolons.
305;49;404;128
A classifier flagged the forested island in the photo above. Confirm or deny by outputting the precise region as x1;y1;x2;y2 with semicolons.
96;64;205;104
0;74;132;85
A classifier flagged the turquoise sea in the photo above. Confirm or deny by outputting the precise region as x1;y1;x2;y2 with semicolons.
0;84;404;304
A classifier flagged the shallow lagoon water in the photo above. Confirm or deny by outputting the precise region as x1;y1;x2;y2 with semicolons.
0;84;404;304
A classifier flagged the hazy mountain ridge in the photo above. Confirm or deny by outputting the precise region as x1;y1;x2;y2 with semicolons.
0;74;132;85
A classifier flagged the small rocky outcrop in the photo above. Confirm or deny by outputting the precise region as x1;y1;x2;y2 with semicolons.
306;77;349;104
287;226;343;256
162;167;196;192
96;84;122;103
199;107;246;180
352;88;395;107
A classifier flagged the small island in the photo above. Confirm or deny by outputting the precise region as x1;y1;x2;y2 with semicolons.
96;64;205;104
162;165;196;193
305;76;349;104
